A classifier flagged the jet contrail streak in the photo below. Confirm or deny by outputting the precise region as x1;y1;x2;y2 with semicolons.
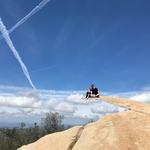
0;0;51;39
0;18;36;89
9;0;51;34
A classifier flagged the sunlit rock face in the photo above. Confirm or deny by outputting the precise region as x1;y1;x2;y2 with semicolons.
18;96;150;150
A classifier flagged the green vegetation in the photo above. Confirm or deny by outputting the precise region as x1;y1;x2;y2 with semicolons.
0;112;66;150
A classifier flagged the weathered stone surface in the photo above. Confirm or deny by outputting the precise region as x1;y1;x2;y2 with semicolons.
73;110;150;150
18;96;150;150
100;96;150;115
18;126;82;150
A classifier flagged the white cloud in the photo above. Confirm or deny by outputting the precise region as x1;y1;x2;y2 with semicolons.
67;94;84;104
54;102;76;113
91;105;119;114
130;91;150;103
0;107;23;116
19;108;34;113
45;99;59;108
73;114;99;120
0;87;79;118
111;89;150;103
0;95;41;108
0;85;150;125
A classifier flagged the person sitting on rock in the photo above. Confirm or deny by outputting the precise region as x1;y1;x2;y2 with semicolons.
86;84;100;98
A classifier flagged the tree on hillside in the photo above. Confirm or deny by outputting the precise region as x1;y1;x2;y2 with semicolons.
0;112;66;150
41;112;64;135
20;122;26;129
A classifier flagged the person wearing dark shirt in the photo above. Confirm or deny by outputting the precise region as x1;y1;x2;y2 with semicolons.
86;84;100;98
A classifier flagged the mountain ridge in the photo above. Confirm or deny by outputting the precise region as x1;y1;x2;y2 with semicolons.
18;96;150;150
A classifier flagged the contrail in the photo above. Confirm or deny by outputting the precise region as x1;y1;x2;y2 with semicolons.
0;18;36;89
9;0;51;34
0;0;51;39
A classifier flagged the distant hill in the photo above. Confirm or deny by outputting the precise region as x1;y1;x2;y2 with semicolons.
0;122;32;128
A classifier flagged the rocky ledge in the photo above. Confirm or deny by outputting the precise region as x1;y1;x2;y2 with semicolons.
18;96;150;150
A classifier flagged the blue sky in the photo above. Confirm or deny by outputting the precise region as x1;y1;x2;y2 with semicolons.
0;0;150;125
0;0;150;91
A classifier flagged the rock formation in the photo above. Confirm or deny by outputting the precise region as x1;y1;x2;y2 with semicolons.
18;96;150;150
